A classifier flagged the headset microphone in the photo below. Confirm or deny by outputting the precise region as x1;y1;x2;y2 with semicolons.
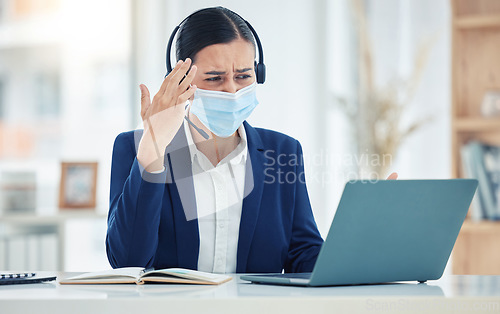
184;104;209;139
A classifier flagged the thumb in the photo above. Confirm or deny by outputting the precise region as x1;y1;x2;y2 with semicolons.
140;84;151;119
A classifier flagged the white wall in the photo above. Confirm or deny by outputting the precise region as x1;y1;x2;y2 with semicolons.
59;0;132;213
367;0;451;180
142;0;332;234
136;0;452;236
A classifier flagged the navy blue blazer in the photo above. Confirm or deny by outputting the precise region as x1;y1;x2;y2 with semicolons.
106;121;323;273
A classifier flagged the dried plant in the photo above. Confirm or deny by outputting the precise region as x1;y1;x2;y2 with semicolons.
335;0;435;178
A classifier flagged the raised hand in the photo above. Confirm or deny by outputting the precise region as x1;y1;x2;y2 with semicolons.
137;58;197;172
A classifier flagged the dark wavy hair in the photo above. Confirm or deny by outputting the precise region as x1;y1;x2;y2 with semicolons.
176;6;256;62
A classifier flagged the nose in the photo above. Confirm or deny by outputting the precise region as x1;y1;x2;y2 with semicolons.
220;79;238;94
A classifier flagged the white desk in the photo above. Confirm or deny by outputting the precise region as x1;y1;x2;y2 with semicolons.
0;274;499;314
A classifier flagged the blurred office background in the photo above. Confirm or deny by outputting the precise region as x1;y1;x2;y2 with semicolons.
0;0;498;274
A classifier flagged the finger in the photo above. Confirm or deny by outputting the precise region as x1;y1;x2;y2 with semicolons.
140;84;151;120
177;84;197;105
158;60;184;96
177;65;197;93
161;59;193;108
386;172;398;180
167;58;192;92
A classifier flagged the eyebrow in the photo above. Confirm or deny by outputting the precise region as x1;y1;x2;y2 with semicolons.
204;68;252;75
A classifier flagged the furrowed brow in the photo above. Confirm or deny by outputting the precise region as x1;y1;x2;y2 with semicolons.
235;68;252;73
204;71;226;75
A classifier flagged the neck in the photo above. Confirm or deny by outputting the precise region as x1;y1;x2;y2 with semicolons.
187;109;240;164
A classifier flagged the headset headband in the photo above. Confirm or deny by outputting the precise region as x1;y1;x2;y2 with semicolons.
165;8;266;84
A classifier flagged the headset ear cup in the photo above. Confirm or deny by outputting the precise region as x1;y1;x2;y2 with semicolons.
255;63;266;84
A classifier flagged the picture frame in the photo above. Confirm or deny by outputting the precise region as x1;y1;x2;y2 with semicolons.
59;162;98;209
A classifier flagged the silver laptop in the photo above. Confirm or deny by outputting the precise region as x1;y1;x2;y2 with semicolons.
240;179;478;286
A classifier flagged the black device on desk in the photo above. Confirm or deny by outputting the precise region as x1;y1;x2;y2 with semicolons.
0;273;56;285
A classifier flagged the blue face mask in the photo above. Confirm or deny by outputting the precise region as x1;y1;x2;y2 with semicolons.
189;82;259;138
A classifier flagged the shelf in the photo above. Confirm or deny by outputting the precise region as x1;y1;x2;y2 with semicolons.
455;14;500;29
0;210;107;272
453;117;500;132
451;0;500;276
0;210;107;224
453;220;500;274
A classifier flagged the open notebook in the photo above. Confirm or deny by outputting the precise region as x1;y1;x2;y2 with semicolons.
60;267;232;285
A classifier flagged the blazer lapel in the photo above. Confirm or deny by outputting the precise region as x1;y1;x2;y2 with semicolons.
166;123;200;270
236;121;265;272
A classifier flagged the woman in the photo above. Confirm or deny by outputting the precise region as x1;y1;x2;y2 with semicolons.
107;7;392;274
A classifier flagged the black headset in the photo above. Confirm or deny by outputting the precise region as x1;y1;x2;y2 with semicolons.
165;8;266;84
